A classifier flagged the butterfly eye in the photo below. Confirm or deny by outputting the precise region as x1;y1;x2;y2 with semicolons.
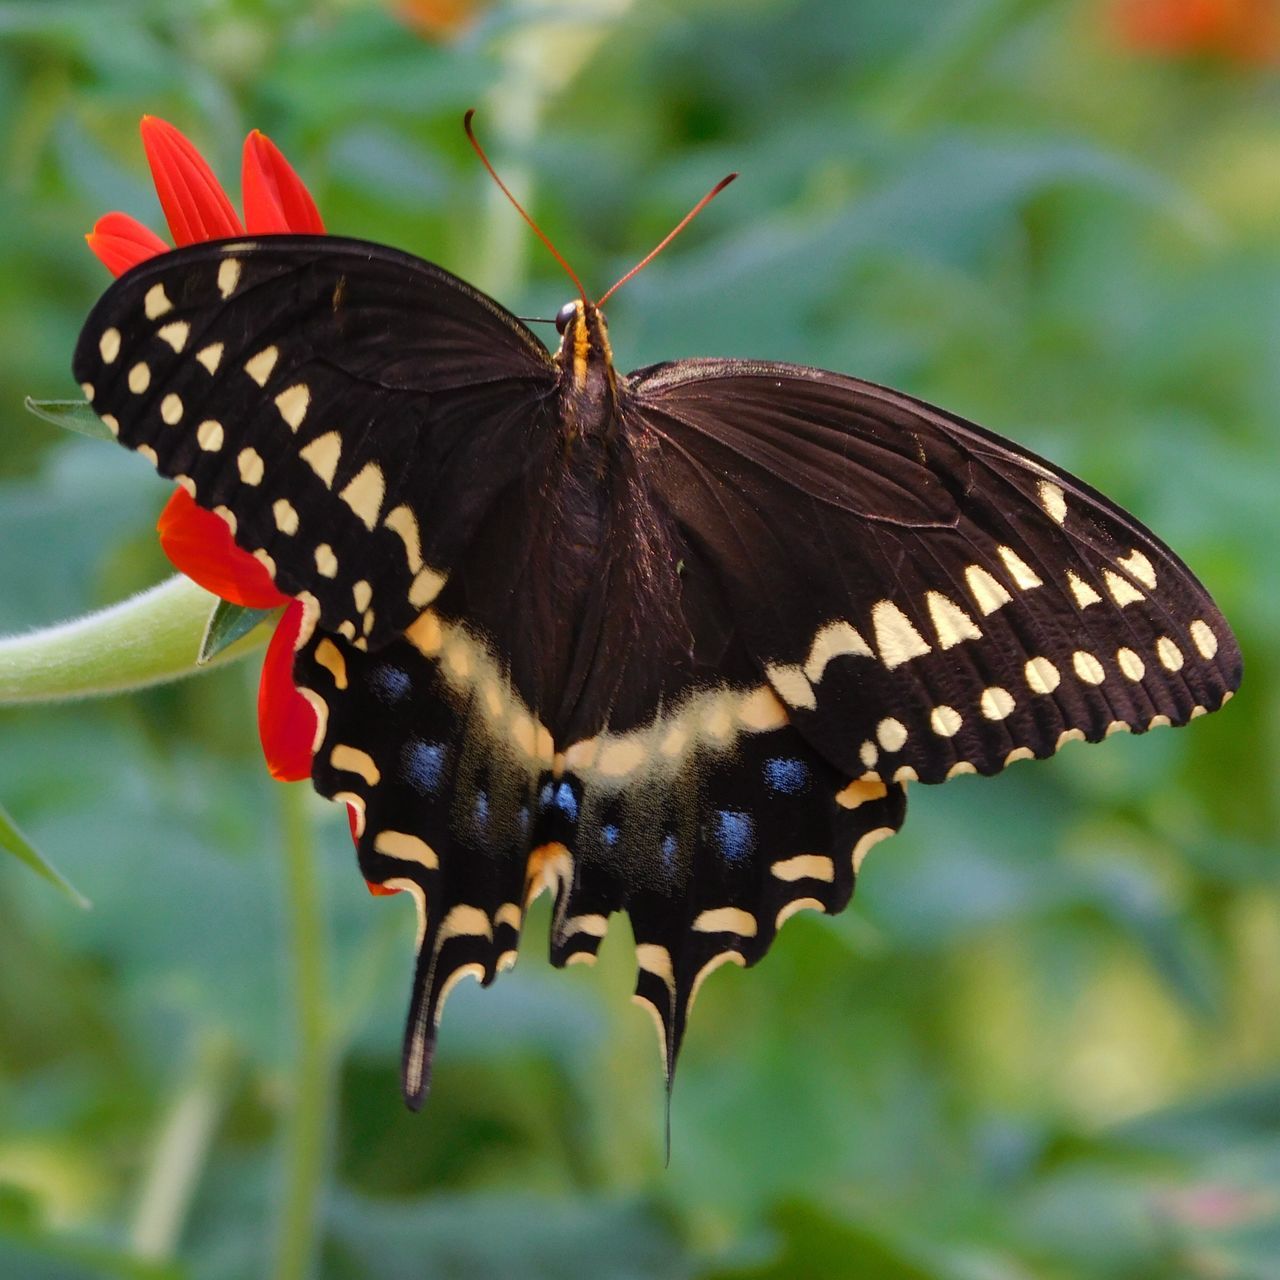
554;302;577;334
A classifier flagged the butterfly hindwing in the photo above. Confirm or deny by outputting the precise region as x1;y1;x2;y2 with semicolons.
73;235;557;650
627;360;1241;785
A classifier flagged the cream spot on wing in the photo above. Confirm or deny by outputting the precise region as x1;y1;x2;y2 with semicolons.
1117;648;1145;681
175;475;195;497
244;345;279;387
352;580;372;613
803;620;873;682
157;320;189;352
236;447;264;484
1190;705;1207;719
272;498;299;535
299;431;341;486
214;505;236;534
383;505;424;572
374;830;437;869
1118;549;1157;590
1105;721;1131;737
1056;728;1086;749
1073;651;1106;685
101;414;119;436
160;393;183;425
405;610;442;656
298;688;328;752
876;717;908;752
1005;746;1035;764
1148;714;1172;730
195;419;224;451
274;383;309;431
776;898;826;928
99;328;121;363
892;765;918;783
1025;656;1060;695
136;443;158;465
852;826;896;872
409;567;446;607
981;686;1015;720
636;943;674;989
1067;571;1102;608
1104;569;1144;607
80;382;94;401
314;638;348;689
925;591;981;649
362;609;375;637
692;907;757;937
766;662;817;709
339;462;385;530
946;761;977;778
997;545;1042;590
144;283;172;319
196;342;223;374
127;362;150;393
871;600;931;668
836;779;887;809
314;543;338;578
965;564;1011;615
1156;636;1183;671
1038;480;1067;524
930;705;962;737
217;257;241;298
1190;619;1218;659
565;737;600;770
597;739;647;778
858;740;878;770
737;685;788;731
252;548;275;577
331;744;380;785
772;854;835;883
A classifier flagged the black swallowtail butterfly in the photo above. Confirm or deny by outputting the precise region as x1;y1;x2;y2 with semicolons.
72;202;1241;1109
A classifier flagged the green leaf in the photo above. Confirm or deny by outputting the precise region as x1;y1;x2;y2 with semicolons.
23;396;117;441
0;797;90;909
199;600;276;665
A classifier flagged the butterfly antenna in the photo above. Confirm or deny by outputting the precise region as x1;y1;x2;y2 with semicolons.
596;172;737;307
464;109;587;304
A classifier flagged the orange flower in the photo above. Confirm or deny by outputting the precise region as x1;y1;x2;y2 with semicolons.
1112;0;1280;64
86;118;324;788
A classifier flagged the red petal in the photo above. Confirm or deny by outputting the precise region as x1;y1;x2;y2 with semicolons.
258;600;318;782
241;130;325;235
140;116;244;246
85;212;170;277
157;488;288;610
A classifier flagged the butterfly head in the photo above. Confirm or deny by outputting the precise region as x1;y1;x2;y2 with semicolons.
553;298;618;441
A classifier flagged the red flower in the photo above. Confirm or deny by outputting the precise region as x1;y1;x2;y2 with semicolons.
87;119;327;788
1111;0;1280;63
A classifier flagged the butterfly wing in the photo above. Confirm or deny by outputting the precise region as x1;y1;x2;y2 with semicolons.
72;235;558;648
624;358;1242;786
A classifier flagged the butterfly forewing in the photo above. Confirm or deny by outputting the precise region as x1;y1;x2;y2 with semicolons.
73;236;557;650
627;360;1241;785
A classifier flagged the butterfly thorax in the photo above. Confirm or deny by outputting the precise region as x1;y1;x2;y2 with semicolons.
554;300;619;448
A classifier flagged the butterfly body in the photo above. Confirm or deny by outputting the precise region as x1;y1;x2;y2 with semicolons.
73;232;1241;1106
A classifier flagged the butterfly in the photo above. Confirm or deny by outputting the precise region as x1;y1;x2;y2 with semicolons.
71;155;1241;1111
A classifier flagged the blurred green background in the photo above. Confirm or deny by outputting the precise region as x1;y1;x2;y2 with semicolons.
0;0;1277;1276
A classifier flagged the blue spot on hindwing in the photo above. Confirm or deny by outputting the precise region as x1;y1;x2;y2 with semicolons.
660;832;678;869
369;664;411;703
601;824;620;848
538;780;579;824
763;756;809;794
473;791;490;828
401;739;446;795
714;810;754;863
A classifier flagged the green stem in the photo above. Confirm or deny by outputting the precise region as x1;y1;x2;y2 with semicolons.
0;575;267;705
272;780;332;1280
130;1032;237;1260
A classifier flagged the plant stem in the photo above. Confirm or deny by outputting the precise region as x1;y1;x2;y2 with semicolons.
130;1031;236;1260
272;780;332;1280
0;575;268;705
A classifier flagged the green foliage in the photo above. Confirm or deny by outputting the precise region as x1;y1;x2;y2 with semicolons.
0;1;1276;1277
